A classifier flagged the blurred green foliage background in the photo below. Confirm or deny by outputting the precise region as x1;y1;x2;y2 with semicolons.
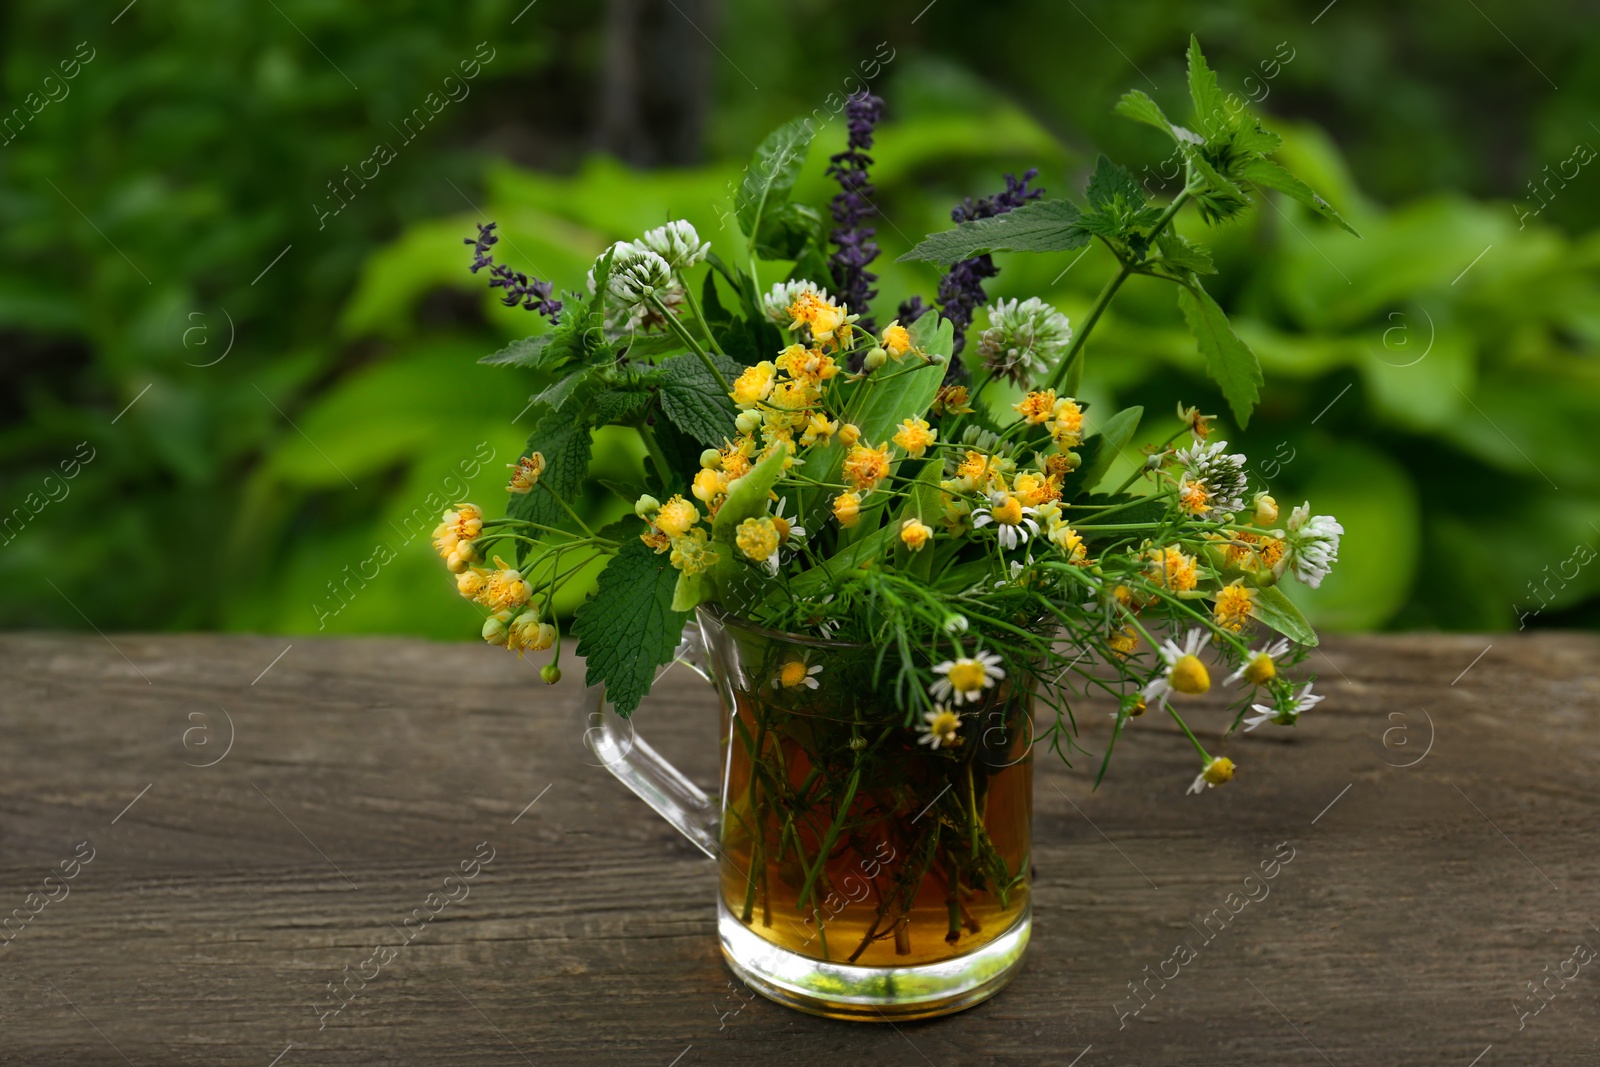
3;0;1597;638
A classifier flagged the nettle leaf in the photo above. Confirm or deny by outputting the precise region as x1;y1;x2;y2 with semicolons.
1086;155;1146;212
1177;281;1263;427
528;369;592;419
1114;90;1178;140
754;201;823;261
1250;583;1318;647
1155;233;1216;275
1237;157;1360;237
506;411;594;559
737;117;816;246
898;200;1088;263
590;388;655;425
480;334;558;369
572;524;690;718
658;352;742;446
1186;35;1229;141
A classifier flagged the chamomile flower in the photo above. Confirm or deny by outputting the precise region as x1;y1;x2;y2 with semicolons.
1243;682;1325;731
1284;503;1344;588
972;493;1039;550
1142;628;1211;710
917;704;964;749
930;651;1006;706
1225;638;1291;687
1187;756;1236;795
773;655;823;690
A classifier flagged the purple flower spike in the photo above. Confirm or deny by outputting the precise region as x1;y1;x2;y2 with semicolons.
464;222;563;324
826;91;885;335
937;170;1044;359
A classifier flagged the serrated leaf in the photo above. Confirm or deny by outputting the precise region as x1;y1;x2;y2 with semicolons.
1249;583;1318;647
736;118;816;247
1177;281;1263;427
898;200;1088;263
1230;122;1283;158
1155;233;1216;274
1183;143;1247;203
754;201;823;261
1114;90;1178;140
591;388;655;425
529;370;592;417
1237;157;1360;237
572;528;690;717
1186;35;1228;140
658;352;741;446
479;334;557;368
506;392;595;549
1086;155;1146;212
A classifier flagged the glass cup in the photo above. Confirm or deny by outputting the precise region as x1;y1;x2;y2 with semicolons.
586;604;1034;1020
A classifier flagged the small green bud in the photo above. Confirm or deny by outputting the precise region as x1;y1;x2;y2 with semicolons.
864;347;887;370
699;448;721;469
540;663;562;685
634;494;660;518
735;410;762;434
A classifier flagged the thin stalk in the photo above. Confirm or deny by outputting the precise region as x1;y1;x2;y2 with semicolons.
647;292;732;394
676;270;726;356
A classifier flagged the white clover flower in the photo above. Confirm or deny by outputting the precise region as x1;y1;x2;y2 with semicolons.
976;297;1072;386
1172;439;1249;518
1243;681;1325;731
930;651;1006;706
761;279;829;326
1284;503;1344;588
605;244;675;310
639;220;710;271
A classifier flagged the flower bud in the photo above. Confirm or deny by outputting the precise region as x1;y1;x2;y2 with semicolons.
1062;450;1082;472
864;347;888;370
735;410;762;434
481;611;512;647
1252;493;1279;526
699;448;722;469
634;494;660;519
540;663;562;685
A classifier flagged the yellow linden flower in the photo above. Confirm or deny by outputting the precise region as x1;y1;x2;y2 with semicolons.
1108;626;1140;658
788;290;851;344
655;495;700;537
833;491;862;528
507;612;556;657
730;361;776;408
1042;451;1078;481
1047;399;1085;448
720;436;755;480
931;384;973;416
506;454;544;494
735;517;780;563
837;422;862;448
639;527;671;554
900;517;934;552
953;450;997;492
892;416;937;458
1050;523;1088;563
668;528;718;575
433;503;484;559
842;442;891;492
777;344;839;384
1148;545;1199;592
1252;493;1279;526
1179;479;1211;516
692;467;727;504
482;556;533;613
1012;472;1051;507
482;610;512;646
881;320;914;360
456;565;490;601
1213;583;1254;632
800;411;839;447
1014;389;1058;425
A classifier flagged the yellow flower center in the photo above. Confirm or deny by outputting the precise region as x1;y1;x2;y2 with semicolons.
1170;654;1211;695
992;495;1024;526
735;517;780;562
655;496;700;537
1243;653;1276;686
778;660;810;688
1203;756;1236;785
929;710;960;738
947;660;988;694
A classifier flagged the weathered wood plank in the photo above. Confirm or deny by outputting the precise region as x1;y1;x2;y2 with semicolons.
1;632;1597;1065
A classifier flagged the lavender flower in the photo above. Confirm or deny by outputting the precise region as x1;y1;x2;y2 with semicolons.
465;222;563;323
826;91;884;334
936;170;1044;358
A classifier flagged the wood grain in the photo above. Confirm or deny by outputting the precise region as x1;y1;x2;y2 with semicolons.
2;631;1598;1066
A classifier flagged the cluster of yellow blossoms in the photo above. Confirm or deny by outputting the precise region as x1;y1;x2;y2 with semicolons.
431;502;556;660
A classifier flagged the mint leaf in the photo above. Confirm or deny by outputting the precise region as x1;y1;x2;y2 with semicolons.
1237;157;1360;237
1177;281;1263;427
658;352;741;446
572;526;689;718
1155;233;1216;275
736;118;816;245
898;200;1088;263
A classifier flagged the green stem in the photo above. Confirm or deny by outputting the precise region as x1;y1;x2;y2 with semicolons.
536;481;598;539
648;292;732;394
676;270;726;356
638;421;673;486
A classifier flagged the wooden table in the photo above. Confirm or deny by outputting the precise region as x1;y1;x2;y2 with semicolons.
3;631;1598;1066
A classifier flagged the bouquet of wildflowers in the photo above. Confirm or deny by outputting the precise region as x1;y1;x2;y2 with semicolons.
437;38;1349;800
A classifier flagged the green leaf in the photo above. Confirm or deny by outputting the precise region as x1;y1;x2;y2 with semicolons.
571;528;690;717
590;387;655;425
657;351;742;446
890;460;943;578
1114;90;1178;140
479;334;557;368
736;118;816;247
529;370;591;416
898;200;1088;263
1154;233;1216;275
506;392;595;548
671;569;713;613
1086;155;1145;212
1177;282;1263;427
754;201;823;261
712;447;787;543
1237;157;1360;237
1072;406;1143;494
1186;35;1228;140
1184;143;1248;203
1249;583;1318;647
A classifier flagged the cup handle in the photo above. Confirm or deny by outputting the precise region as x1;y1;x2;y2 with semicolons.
584;621;719;859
